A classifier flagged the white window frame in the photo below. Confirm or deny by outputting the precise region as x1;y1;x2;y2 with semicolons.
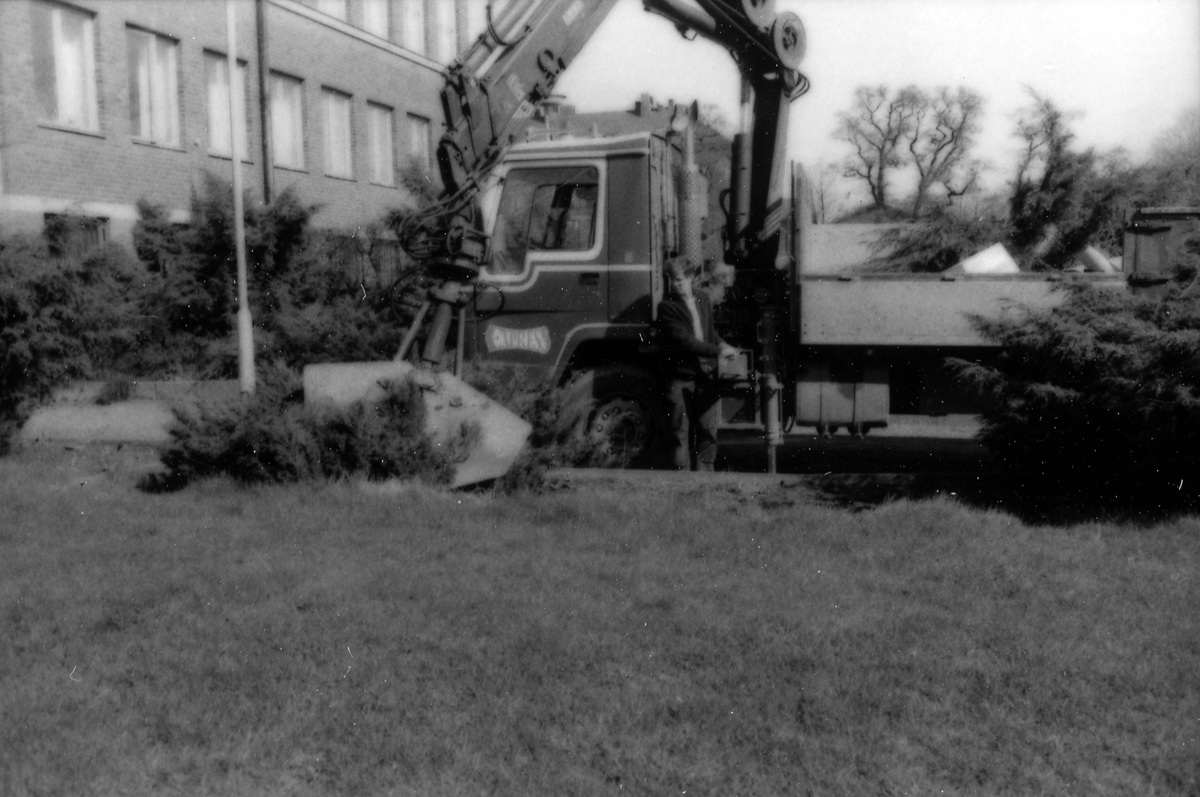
435;0;458;62
407;114;431;171
323;88;354;179
399;0;426;54
361;0;390;38
367;102;395;186
205;53;250;159
32;1;99;131
271;73;306;170
127;28;181;147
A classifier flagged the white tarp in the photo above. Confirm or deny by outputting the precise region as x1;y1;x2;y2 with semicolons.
944;243;1021;274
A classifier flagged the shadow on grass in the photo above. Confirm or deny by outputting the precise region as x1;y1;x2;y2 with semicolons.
808;470;1200;526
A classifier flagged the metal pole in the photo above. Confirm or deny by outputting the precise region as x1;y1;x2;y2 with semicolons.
255;0;273;203
227;0;256;395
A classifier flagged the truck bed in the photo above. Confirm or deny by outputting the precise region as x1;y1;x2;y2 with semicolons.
796;273;1126;347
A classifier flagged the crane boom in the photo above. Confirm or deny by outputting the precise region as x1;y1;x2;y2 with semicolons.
402;0;808;274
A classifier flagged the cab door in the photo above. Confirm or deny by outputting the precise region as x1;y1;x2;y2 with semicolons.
471;161;608;369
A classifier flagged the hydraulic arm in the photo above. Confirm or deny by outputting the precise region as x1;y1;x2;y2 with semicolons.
400;0;808;277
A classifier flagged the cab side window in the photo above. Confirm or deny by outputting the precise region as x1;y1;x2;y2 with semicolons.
490;165;599;274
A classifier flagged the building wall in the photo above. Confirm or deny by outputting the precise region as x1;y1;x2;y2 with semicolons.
0;0;487;244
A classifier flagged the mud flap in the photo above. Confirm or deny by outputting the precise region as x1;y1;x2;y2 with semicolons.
302;361;531;488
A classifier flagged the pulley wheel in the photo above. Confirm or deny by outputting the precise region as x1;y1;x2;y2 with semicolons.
771;11;806;70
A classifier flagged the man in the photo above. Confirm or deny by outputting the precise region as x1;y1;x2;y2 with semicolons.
655;258;739;471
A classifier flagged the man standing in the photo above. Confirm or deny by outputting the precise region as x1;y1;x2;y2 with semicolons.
655;258;738;471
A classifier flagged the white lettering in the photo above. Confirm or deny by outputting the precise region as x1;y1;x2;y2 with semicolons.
485;324;551;355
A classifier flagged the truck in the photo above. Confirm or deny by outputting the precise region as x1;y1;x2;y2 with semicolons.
304;0;1200;483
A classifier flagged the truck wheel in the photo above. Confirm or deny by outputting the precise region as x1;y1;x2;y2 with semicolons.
560;365;667;468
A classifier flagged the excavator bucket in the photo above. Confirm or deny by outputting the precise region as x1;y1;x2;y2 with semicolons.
302;361;531;488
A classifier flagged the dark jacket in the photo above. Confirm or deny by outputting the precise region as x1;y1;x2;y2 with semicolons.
655;289;724;379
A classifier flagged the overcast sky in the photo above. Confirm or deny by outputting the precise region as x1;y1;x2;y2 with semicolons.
555;0;1200;203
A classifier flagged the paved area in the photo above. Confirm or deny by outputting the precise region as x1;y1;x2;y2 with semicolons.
17;380;240;446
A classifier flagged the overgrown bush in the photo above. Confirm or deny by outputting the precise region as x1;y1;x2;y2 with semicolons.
149;364;456;490
131;175;410;378
952;237;1200;502
146;362;601;493
873;202;1010;273
0;234;136;451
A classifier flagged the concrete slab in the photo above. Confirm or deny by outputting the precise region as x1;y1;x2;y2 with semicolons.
18;380;241;446
19;401;176;445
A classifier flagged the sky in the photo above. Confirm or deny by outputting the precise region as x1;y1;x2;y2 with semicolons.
555;0;1200;205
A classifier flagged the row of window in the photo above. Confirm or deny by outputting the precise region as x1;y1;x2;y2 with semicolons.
265;69;431;185
298;0;505;63
32;1;432;187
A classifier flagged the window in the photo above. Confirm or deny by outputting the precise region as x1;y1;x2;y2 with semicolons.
361;0;389;38
271;73;305;169
367;103;394;186
205;53;250;158
407;114;431;169
300;0;347;20
31;2;99;131
323;89;353;178
435;0;458;62
490;166;600;274
44;213;108;259
398;0;425;54
127;28;180;146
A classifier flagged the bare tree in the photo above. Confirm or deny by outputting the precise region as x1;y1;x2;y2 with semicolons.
906;87;984;218
940;158;988;207
836;85;921;211
809;162;844;224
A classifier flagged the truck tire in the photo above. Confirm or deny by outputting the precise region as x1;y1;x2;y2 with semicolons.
559;365;668;469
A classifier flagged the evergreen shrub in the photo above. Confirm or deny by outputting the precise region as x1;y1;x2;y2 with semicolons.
150;364;457;490
0;234;134;451
131;175;409;378
953;238;1200;501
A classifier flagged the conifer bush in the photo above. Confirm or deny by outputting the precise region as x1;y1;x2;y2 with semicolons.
954;240;1200;499
151;364;456;489
131;176;408;377
0;234;135;450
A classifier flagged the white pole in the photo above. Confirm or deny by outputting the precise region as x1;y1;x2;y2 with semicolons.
227;0;256;395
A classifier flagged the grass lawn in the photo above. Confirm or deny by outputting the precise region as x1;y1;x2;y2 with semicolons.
2;445;1198;796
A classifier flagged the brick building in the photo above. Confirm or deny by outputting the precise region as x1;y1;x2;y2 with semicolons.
0;0;499;248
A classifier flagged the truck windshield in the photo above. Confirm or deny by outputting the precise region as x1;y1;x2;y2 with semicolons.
489;165;599;275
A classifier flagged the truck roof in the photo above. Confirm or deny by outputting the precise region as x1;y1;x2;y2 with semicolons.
507;131;657;161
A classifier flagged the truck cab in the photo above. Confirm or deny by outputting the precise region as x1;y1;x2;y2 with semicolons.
466;133;663;382
463;131;695;464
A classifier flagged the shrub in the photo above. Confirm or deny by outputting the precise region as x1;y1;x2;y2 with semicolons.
952;236;1200;502
130;175;409;377
0;234;135;451
873;202;1010;273
150;364;455;490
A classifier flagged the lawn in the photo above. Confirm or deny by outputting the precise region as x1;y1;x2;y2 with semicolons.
2;445;1198;796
